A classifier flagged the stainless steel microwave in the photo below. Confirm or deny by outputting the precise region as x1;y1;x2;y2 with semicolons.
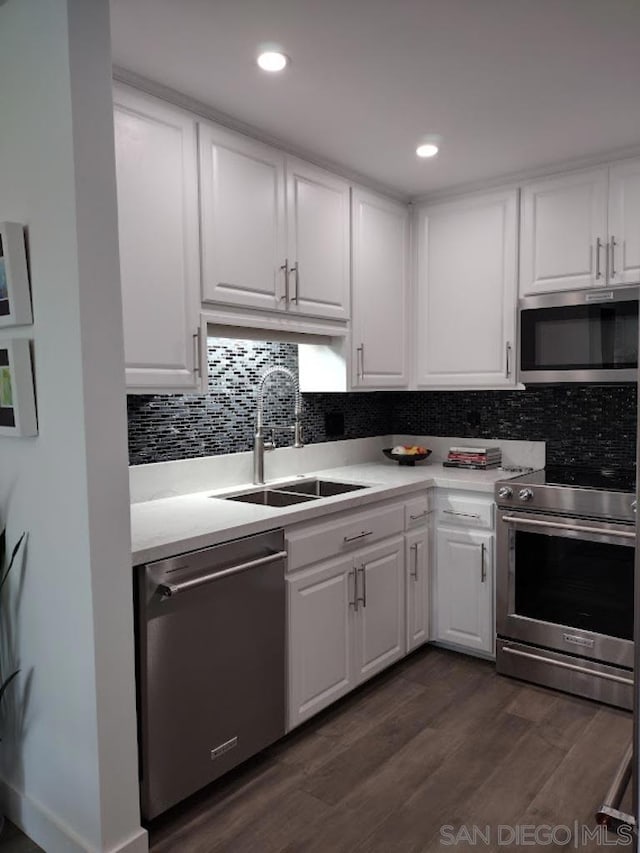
518;287;639;384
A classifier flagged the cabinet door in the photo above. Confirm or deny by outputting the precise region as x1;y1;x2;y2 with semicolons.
287;556;355;729
352;189;410;388
406;528;430;652
416;189;517;388
608;159;640;286
285;158;350;320
520;169;608;295
113;86;201;391
354;538;405;684
436;527;494;655
199;123;286;311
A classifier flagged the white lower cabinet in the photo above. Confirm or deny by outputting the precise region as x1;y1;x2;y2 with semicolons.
287;556;355;728
287;534;406;730
405;527;430;652
435;526;494;655
353;539;406;683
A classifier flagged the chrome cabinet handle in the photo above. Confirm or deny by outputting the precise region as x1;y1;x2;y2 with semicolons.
501;514;635;539
355;565;366;608
505;341;512;378
348;569;358;611
343;530;373;543
290;261;299;303
632;500;637;514
356;343;365;380
192;328;202;378
280;258;289;303
409;510;431;521
443;510;481;520
410;543;419;580
360;565;367;607
158;550;288;598
480;542;486;583
610;235;617;280
595;238;603;279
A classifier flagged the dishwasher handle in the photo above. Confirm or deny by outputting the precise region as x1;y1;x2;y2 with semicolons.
157;550;288;598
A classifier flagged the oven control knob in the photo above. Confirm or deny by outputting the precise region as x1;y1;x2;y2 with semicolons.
518;488;534;502
498;487;513;499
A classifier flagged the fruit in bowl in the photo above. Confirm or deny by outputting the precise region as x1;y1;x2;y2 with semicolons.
392;445;428;455
384;445;431;465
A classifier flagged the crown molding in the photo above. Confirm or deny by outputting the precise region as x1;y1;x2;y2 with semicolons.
410;143;640;205
112;65;410;203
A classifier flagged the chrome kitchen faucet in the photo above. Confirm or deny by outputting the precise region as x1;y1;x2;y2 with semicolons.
253;366;304;485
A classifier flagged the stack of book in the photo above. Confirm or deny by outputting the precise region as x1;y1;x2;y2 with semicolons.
444;445;502;470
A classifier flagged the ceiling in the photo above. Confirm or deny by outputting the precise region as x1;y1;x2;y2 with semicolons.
109;0;640;198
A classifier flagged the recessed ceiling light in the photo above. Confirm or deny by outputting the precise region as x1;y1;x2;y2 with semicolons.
257;50;289;72
416;143;439;158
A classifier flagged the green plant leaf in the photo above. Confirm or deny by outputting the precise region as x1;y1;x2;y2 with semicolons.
0;531;26;594
0;670;19;706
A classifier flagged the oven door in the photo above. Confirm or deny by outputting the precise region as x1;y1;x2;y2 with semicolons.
497;510;635;668
519;287;638;384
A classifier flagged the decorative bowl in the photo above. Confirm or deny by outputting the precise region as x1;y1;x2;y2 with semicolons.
382;448;432;466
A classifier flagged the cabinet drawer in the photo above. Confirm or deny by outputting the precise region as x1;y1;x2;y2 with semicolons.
404;495;431;530
436;495;494;530
287;502;404;572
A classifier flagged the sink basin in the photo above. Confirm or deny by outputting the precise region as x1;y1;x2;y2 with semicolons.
274;479;369;498
224;489;319;507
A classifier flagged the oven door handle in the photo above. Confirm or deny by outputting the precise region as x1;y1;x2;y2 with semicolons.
500;515;636;540
501;646;633;686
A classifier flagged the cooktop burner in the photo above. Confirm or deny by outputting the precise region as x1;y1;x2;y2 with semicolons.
543;465;636;493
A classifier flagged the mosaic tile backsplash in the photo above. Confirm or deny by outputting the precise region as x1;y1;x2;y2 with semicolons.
127;339;390;465
127;339;637;469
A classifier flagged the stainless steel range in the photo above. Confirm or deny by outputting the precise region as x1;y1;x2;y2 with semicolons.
495;465;636;709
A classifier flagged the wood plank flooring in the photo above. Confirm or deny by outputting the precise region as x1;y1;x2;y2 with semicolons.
148;647;632;852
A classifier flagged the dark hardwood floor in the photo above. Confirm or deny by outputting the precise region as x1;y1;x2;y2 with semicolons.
148;647;632;852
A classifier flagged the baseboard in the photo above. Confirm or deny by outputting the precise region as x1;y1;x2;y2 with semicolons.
0;778;148;853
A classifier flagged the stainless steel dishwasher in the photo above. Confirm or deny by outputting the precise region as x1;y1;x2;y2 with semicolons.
135;529;286;820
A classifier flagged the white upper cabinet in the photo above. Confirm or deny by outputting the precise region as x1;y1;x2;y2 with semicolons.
285;158;350;320
113;85;201;392
520;161;640;294
199;123;286;312
351;189;410;388
416;189;518;388
608;159;640;286
199;125;350;321
520;168;608;295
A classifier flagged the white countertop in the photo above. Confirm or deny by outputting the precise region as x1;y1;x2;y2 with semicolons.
130;461;522;565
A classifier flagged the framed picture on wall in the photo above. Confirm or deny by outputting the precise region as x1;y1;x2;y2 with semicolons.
0;222;32;328
0;339;38;437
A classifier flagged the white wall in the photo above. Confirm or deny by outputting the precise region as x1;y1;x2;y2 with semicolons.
0;1;146;851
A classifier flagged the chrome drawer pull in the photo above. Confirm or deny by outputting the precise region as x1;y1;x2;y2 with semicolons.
443;510;481;519
343;530;373;543
501;515;635;539
409;510;431;520
502;646;633;686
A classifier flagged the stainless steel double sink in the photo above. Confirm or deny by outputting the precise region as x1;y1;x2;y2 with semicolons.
221;478;369;507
